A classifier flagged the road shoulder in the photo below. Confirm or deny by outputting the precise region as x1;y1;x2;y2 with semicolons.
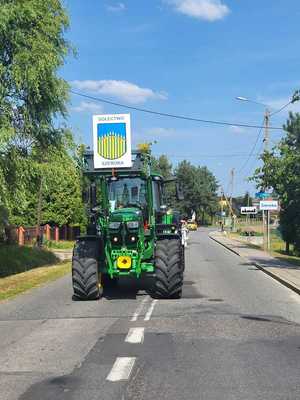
209;231;300;295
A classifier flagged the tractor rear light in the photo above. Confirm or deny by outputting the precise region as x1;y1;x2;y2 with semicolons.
144;220;149;230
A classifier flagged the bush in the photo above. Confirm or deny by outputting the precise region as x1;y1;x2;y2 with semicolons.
0;245;59;277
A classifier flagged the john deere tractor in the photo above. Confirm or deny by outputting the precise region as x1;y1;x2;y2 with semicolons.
72;147;184;300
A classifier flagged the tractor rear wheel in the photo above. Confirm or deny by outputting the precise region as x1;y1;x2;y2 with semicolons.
72;239;101;300
152;238;183;299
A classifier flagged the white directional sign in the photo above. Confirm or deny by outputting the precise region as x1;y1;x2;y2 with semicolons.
259;200;279;211
240;206;257;215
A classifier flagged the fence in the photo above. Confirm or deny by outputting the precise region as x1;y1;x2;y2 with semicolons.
14;225;80;246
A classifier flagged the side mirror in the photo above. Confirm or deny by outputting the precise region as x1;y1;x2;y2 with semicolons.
160;205;168;213
176;183;184;201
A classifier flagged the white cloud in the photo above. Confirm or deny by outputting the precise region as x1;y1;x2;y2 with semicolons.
230;125;246;134
71;80;168;104
71;101;104;114
165;0;230;21
146;127;176;137
106;2;126;12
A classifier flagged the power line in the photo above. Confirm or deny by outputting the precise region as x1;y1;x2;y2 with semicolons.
236;119;264;174
70;90;283;130
167;153;260;159
269;101;292;117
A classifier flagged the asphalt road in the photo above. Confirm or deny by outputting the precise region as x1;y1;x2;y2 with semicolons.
1;228;300;400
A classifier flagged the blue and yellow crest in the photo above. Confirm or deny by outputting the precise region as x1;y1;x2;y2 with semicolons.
97;122;127;160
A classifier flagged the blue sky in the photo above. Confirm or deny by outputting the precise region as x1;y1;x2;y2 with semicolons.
62;0;300;196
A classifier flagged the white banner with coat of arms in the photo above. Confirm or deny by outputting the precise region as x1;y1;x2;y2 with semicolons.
93;114;132;168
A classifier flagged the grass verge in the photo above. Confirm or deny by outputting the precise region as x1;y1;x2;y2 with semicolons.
0;261;71;302
228;232;300;267
44;240;75;250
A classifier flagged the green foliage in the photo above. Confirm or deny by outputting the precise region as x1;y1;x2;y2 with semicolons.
151;156;218;223
152;155;173;179
232;191;253;215
174;160;219;222
5;131;87;229
252;112;300;253
0;0;70;148
0;1;85;234
0;244;59;277
44;240;74;250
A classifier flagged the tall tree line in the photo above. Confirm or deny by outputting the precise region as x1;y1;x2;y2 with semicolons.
0;1;85;239
153;155;219;224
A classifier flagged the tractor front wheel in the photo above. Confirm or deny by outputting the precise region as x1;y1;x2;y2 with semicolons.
152;238;183;299
72;239;101;300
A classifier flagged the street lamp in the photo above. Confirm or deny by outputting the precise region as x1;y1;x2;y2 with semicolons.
235;96;273;251
235;97;270;110
235;96;271;151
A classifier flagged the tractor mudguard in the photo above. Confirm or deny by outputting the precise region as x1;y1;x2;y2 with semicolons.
73;235;105;262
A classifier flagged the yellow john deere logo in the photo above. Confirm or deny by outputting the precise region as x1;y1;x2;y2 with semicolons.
117;256;132;269
97;122;127;160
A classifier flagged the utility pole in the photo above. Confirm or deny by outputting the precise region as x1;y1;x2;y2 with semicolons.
263;108;270;251
229;168;235;207
264;109;270;152
229;168;235;230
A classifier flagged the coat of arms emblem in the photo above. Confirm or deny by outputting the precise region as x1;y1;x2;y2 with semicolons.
97;122;127;160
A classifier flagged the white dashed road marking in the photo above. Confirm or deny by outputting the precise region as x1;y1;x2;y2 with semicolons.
106;357;136;382
144;299;158;321
130;297;148;322
125;327;145;344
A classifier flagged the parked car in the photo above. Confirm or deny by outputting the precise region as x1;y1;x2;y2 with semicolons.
187;220;197;231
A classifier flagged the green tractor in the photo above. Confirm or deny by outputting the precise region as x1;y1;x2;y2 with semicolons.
72;147;184;300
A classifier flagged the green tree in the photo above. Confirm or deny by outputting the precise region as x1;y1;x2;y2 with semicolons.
152;155;173;179
6;132;86;230
232;192;253;215
175;160;218;223
152;155;175;205
0;0;70;147
0;0;72;238
252;112;300;253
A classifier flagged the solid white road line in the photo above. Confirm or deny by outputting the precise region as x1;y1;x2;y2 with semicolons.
144;299;158;321
130;297;148;322
125;327;145;344
289;292;300;303
106;357;136;382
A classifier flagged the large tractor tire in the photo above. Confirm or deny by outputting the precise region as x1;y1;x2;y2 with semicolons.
152;238;184;299
72;239;101;300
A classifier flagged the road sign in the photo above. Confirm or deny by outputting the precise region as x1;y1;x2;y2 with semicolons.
255;191;269;199
93;114;132;169
259;200;279;211
240;206;257;215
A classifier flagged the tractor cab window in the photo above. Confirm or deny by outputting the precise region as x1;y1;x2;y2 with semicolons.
108;177;147;210
152;180;163;211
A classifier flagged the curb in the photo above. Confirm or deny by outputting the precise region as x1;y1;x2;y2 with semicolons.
209;233;241;257
209;233;300;296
